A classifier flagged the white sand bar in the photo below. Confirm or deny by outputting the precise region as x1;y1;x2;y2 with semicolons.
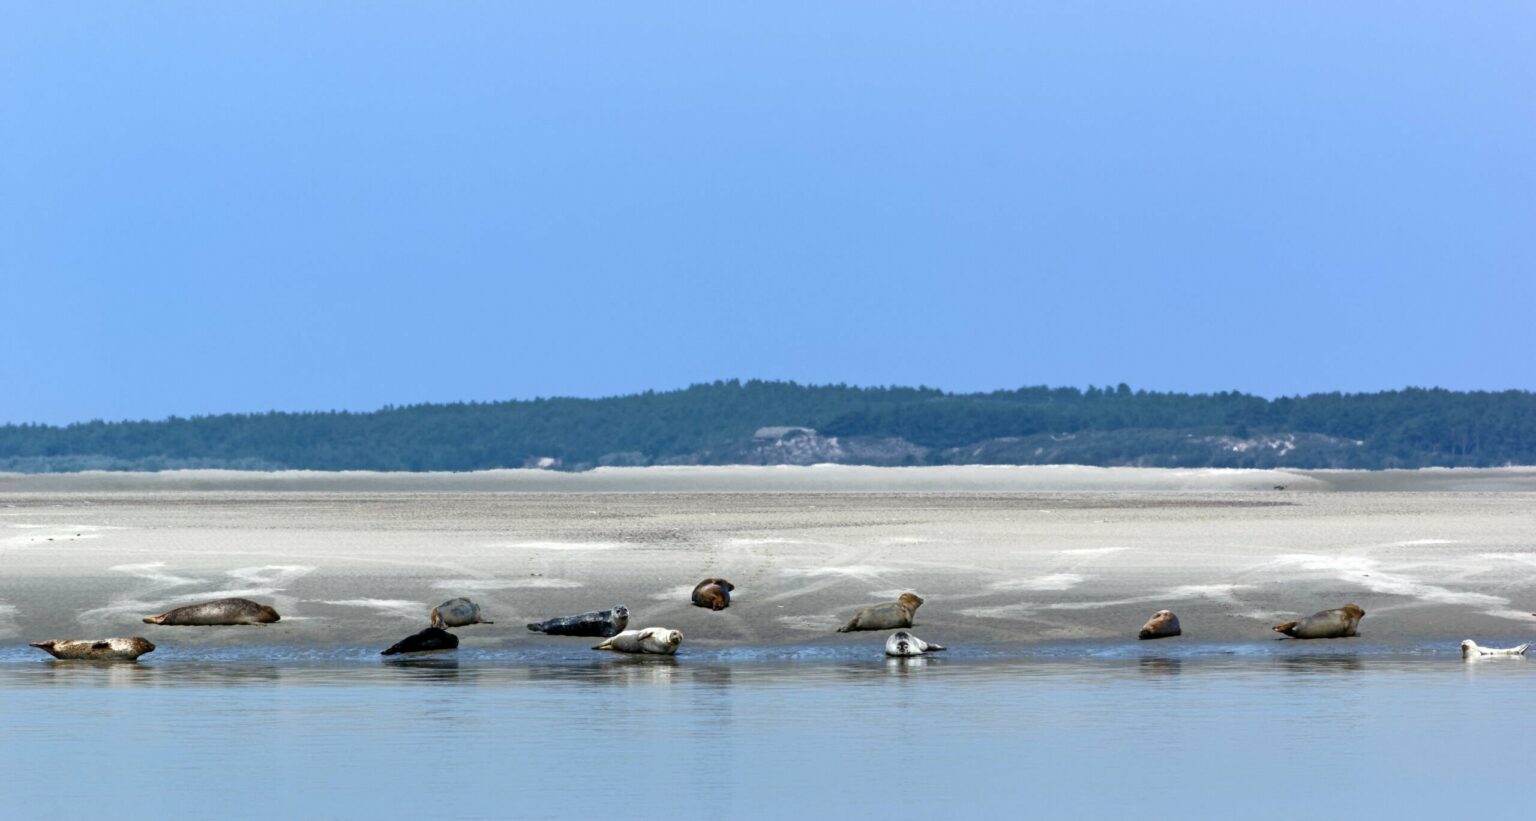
2;466;1533;647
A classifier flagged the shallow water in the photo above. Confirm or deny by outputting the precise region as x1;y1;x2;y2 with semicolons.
2;646;1531;819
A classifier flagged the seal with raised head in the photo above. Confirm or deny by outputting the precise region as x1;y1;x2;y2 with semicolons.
430;597;494;629
592;627;682;655
143;598;280;626
691;578;734;611
526;606;629;638
1273;603;1364;639
884;630;945;658
381;627;459;656
1461;639;1530;659
837;593;923;633
1138;610;1182;640
30;637;156;661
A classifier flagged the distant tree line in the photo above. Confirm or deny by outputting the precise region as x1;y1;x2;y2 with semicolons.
1;381;1532;472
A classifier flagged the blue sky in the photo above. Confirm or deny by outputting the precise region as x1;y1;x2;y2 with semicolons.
3;3;1532;424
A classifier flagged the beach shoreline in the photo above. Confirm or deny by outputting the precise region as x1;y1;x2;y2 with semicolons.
3;467;1534;651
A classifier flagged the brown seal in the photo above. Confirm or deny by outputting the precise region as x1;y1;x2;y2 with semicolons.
1138;610;1182;640
691;578;735;610
143;597;281;626
837;592;923;633
30;637;156;661
1273;603;1364;639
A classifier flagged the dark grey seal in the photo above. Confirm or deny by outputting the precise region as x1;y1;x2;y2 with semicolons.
381;627;459;656
526;606;629;638
143;598;280;626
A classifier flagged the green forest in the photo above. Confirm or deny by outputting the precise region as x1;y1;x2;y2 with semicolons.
2;381;1533;472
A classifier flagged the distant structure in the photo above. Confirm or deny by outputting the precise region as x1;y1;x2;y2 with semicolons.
753;426;815;440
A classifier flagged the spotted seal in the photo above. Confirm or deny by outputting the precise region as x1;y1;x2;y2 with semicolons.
1138;610;1182;640
691;578;735;611
592;627;682;655
884;630;945;658
430;597;494;629
143;598;280;626
1273;604;1364;639
30;637;156;661
381;627;459;656
837;593;923;633
527;606;629;638
1461;639;1529;659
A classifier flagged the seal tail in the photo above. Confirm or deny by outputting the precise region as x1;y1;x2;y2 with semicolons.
1515;643;1531;655
142;615;166;625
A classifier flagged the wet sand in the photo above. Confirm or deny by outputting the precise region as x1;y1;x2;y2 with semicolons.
2;466;1534;649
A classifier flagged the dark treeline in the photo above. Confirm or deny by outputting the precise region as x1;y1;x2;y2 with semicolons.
1;381;1533;472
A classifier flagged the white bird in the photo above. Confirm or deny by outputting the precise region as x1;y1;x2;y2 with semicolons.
1460;639;1530;659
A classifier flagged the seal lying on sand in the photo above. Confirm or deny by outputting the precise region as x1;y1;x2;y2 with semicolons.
30;637;156;661
592;627;682;655
527;606;629;638
430;597;493;629
1273;604;1364;639
143;598;280;626
691;578;734;610
1461;640;1530;659
1138;610;1182;640
884;631;945;658
381;627;459;656
837;593;924;633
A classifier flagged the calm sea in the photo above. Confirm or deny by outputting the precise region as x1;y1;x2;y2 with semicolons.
1;643;1530;819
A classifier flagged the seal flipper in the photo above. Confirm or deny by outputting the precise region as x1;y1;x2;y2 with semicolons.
1273;621;1299;637
924;642;946;652
526;622;545;633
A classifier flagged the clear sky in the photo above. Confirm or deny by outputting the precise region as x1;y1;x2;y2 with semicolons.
2;3;1532;424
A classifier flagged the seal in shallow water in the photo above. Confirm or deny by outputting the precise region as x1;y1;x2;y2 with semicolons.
526;606;629;638
884;631;945;657
592;627;682;655
430;597;494;629
381;627;459;656
1460;639;1530;659
837;593;923;633
1273;604;1364;639
30;637;156;661
143;598;280;626
691;578;734;610
1138;610;1182;640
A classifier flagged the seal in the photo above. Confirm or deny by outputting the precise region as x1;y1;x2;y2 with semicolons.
884;630;945;657
30;637;156;661
691;578;734;611
1273;603;1364;639
381;627;459;656
1461;639;1530;659
526;606;629;638
592;627;683;655
837;593;924;633
143;598;280;626
1138;610;1182;640
430;597;494;629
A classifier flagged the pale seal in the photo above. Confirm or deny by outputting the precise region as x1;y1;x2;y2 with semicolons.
837;593;923;633
143;598;280;626
592;627;682;655
526;606;629;638
381;627;459;656
691;578;734;611
1138;610;1182;640
30;637;156;661
1273;603;1364;639
1461;640;1530;659
430;597;494;629
884;630;945;658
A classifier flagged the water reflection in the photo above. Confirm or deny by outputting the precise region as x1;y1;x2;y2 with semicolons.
1136;656;1182;677
1277;654;1364;674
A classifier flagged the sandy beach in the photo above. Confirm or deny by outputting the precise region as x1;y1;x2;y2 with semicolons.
3;466;1534;649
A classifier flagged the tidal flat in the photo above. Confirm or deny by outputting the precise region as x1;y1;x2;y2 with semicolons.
1;467;1534;818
